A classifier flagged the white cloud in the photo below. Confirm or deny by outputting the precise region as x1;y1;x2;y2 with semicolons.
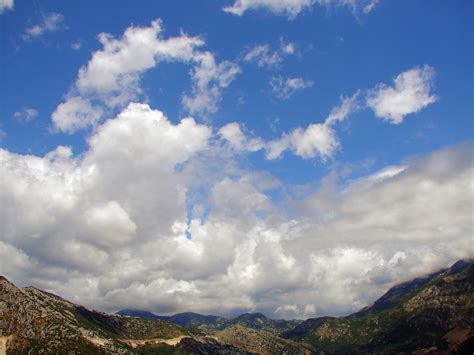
0;102;472;317
324;90;361;125
266;91;360;159
219;122;264;152
223;0;380;18
54;19;239;132
280;39;296;55
52;97;103;133
0;0;13;14
270;76;314;99
266;123;339;160
317;0;380;14
244;44;282;68
70;41;82;50
362;0;379;13
75;20;203;105
244;41;296;69
366;65;438;124
223;0;315;18
182;52;241;116
13;107;38;122
23;12;65;40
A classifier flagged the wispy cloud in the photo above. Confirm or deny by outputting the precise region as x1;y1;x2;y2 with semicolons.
223;0;380;18
270;76;314;99
244;40;297;69
13;107;38;123
23;12;65;41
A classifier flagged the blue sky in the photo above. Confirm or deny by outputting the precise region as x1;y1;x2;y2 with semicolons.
0;0;473;318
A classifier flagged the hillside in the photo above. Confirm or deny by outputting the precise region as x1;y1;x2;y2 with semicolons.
283;259;474;353
117;309;300;335
216;325;313;354
0;277;240;354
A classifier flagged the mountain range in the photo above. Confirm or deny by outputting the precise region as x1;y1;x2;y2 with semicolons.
1;259;473;353
116;309;300;335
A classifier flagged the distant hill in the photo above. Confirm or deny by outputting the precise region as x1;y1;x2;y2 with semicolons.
117;309;300;335
116;309;229;332
282;259;474;353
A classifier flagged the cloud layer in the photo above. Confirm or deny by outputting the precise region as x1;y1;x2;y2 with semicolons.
1;100;472;318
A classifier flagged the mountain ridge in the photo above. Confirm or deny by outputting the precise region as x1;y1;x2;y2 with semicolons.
117;308;301;335
1;259;473;353
282;259;474;353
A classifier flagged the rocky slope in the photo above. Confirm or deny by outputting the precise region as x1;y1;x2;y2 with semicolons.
216;325;313;354
0;277;243;354
283;259;474;353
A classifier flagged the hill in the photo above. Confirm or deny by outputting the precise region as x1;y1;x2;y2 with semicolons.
216;325;312;354
117;309;300;335
282;259;474;353
0;277;240;353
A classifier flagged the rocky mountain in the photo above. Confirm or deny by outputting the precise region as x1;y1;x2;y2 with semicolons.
0;277;245;354
283;259;474;353
117;309;300;335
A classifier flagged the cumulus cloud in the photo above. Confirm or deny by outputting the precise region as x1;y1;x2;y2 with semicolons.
266;91;360;160
54;19;239;132
0;101;472;317
223;0;379;18
13;107;38;122
1;109;472;318
52;97;103;133
0;0;13;14
270;76;314;99
367;65;438;124
23;12;65;40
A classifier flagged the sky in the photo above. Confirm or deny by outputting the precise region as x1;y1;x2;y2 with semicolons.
0;0;473;319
